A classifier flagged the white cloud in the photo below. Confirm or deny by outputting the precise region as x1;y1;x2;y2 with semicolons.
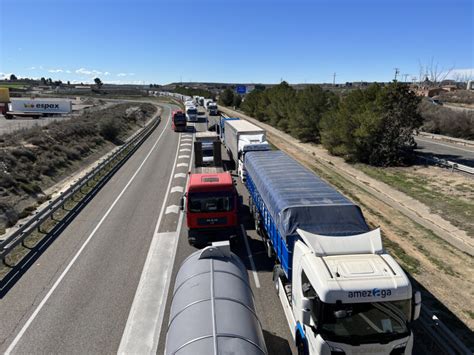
65;70;71;73
0;73;13;79
117;72;135;77
48;69;64;73
27;66;36;70
75;67;103;76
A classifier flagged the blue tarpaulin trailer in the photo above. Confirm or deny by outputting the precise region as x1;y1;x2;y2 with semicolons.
244;150;370;279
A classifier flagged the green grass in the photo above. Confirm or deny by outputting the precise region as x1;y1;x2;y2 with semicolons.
382;238;421;274
355;164;474;236
0;83;27;89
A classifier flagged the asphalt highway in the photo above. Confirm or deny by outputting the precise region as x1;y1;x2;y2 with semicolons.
155;108;296;355
0;103;189;353
414;136;474;167
0;102;295;354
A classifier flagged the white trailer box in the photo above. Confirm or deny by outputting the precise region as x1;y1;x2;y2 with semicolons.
223;120;270;181
9;98;72;114
224;120;267;163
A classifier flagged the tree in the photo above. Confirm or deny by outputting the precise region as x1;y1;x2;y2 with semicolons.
40;77;47;85
232;94;242;108
320;83;422;166
9;74;18;81
288;85;338;142
94;77;103;90
67;81;71;86
219;88;234;106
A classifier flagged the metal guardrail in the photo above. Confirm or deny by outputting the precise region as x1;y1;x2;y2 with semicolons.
421;155;474;176
0;114;161;266
418;308;472;354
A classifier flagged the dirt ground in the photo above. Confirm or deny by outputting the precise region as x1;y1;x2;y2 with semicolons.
219;106;474;346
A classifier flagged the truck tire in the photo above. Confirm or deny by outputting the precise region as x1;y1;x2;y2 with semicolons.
265;239;274;259
273;265;283;294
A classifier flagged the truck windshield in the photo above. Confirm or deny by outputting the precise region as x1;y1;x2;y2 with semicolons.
188;192;234;213
319;300;411;345
187;109;197;115
174;115;186;122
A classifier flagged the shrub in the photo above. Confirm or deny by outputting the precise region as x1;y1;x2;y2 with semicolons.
100;117;122;142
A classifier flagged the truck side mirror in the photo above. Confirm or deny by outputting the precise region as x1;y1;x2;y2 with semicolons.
179;196;185;211
301;297;312;326
412;291;421;321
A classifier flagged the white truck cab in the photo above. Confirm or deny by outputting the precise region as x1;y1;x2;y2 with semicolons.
185;105;198;122
277;229;421;355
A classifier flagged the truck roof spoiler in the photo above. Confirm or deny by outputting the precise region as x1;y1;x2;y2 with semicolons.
296;228;383;256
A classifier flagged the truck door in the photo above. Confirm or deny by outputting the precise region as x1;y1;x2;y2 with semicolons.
293;243;320;354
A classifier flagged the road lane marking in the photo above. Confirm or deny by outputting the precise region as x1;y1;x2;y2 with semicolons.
4;107;173;355
176;163;187;168
170;186;184;194
119;129;193;354
178;154;190;159
173;173;186;179
165;205;179;215
179;148;191;152
240;224;261;288
180;143;192;147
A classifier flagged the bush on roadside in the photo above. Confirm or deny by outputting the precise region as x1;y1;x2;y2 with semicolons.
320;83;422;166
100;117;122;142
419;100;474;139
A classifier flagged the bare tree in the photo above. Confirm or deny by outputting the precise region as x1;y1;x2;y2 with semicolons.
418;57;455;85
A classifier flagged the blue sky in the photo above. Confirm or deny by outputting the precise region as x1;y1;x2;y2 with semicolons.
0;0;472;84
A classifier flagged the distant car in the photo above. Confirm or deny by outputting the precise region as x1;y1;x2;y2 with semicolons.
428;98;443;106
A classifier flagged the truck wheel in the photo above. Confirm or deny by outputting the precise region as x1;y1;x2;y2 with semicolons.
255;217;261;235
266;240;274;259
273;265;283;294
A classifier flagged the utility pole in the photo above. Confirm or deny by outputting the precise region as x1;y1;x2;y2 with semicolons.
394;68;400;81
402;73;409;83
333;72;336;86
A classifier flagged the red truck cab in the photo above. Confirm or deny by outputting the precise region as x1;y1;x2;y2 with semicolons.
181;172;239;246
172;110;187;132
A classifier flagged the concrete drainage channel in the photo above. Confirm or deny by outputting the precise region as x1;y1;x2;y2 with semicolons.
0;114;162;289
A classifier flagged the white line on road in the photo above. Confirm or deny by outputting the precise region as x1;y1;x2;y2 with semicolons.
165;205;179;215
179;148;191;152
180;143;192;147
178;154;190;159
170;186;184;193
118;127;193;354
240;224;261;288
174;173;187;179
4;109;173;355
176;163;187;168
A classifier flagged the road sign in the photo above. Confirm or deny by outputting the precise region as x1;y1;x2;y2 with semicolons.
236;85;246;94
